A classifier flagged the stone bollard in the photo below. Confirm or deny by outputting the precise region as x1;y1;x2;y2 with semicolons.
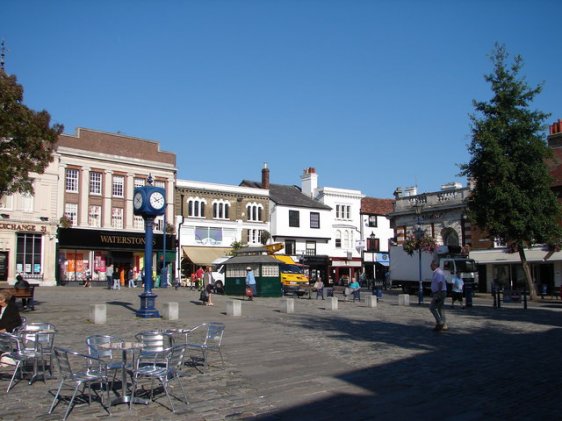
280;298;295;313
326;296;338;311
398;294;410;306
366;295;377;308
161;302;179;320
226;300;242;317
89;304;106;325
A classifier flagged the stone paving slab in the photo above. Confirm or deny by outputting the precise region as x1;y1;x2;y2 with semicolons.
1;287;561;420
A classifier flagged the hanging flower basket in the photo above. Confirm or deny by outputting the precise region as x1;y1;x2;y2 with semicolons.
402;234;437;256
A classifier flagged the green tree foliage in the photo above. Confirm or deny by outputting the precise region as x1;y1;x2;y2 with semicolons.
0;69;63;198
460;44;562;300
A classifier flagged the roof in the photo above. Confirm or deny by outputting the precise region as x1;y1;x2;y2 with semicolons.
240;181;331;210
361;197;395;215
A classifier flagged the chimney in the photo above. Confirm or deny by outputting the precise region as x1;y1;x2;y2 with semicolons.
261;162;270;189
301;167;318;197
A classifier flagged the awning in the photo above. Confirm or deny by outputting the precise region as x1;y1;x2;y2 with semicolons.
469;247;562;264
182;247;231;266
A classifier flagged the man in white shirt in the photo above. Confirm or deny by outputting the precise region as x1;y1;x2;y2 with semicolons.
430;261;448;331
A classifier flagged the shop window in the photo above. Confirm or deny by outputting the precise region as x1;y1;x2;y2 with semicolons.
16;233;42;277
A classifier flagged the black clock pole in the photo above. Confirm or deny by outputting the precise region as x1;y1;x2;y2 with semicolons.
136;215;160;318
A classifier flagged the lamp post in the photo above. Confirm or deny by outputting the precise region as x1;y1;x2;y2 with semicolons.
413;203;425;305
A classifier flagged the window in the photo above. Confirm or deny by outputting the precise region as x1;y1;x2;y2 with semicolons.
213;200;230;219
65;169;79;192
336;204;351;221
367;236;380;252
285;240;296;255
247;229;262;244
112;175;124;197
310;212;320;229
16;233;42;276
64;203;78;226
89;172;102;195
368;215;377;228
335;231;341;248
306;241;316;256
88;205;101;227
289;210;300;227
21;192;33;212
154;216;164;231
134;178;145;188
194;226;222;245
154;180;165;189
133;215;144;230
188;198;206;218
0;195;13;210
246;203;262;222
111;207;123;229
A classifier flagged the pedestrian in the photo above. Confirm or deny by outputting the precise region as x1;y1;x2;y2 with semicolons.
83;268;92;287
313;276;324;300
348;278;361;302
451;271;465;308
113;266;122;290
245;267;256;300
190;272;196;290
203;266;215;291
14;274;30;309
195;266;204;290
106;264;114;290
430;261;448;331
128;267;136;288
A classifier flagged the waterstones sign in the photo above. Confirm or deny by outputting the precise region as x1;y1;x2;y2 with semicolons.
58;228;175;250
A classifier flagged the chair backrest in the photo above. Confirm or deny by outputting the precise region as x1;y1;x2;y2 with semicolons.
205;322;225;347
86;335;123;359
167;344;187;374
135;331;173;353
0;332;22;354
54;347;107;380
21;322;56;352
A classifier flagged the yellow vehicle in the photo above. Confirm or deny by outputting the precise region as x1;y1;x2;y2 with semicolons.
265;244;309;295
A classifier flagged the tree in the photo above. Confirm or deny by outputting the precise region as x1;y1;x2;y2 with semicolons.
460;44;562;300
0;68;63;198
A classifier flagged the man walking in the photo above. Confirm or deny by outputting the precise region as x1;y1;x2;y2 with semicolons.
430;261;447;331
106;264;113;289
245;267;256;301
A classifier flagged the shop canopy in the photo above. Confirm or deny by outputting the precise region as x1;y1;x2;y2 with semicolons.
182;246;231;266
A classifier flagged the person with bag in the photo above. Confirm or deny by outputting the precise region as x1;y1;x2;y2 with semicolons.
14;274;30;309
245;267;256;301
313;276;324;300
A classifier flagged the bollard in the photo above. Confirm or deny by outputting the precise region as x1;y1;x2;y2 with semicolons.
280;298;295;313
326;296;338;311
161;302;179;320
464;282;473;308
365;295;377;308
398;294;410;306
89;304;107;325
226;300;242;317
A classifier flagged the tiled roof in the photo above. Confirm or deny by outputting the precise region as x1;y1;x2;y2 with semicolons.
361;197;395;215
240;180;331;210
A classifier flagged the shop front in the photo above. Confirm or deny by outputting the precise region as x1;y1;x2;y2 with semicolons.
57;228;175;286
329;256;362;285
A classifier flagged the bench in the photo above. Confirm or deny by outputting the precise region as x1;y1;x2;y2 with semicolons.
0;287;35;310
328;286;360;301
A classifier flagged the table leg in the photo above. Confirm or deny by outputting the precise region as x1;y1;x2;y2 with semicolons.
110;349;149;406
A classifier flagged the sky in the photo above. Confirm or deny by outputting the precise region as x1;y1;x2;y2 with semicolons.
3;0;561;198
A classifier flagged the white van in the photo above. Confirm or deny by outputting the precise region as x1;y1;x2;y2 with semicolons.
211;256;230;288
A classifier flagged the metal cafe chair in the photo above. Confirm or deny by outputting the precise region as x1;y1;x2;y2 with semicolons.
129;344;188;413
85;334;126;391
185;322;225;369
0;332;36;392
49;347;111;421
19;322;57;383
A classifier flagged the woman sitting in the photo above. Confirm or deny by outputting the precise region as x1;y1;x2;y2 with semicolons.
0;290;23;333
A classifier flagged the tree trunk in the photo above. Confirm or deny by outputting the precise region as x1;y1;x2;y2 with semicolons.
518;248;536;300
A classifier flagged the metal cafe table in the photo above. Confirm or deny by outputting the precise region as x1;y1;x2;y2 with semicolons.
98;341;147;406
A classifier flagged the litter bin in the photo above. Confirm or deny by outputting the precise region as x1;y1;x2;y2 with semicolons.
464;282;473;307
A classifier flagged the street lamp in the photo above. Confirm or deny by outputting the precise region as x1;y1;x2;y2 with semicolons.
413;202;425;305
369;232;376;291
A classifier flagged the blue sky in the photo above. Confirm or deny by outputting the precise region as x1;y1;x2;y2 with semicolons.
3;0;560;198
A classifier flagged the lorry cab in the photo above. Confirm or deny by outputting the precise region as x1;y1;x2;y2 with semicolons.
441;257;479;290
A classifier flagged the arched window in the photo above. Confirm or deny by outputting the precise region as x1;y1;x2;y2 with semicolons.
212;200;231;220
187;197;206;218
246;202;263;222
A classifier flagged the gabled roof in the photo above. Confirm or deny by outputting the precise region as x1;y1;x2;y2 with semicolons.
240;180;331;210
361;197;395;215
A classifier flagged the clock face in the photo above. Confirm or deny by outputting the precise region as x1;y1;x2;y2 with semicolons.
133;192;144;210
149;191;165;210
